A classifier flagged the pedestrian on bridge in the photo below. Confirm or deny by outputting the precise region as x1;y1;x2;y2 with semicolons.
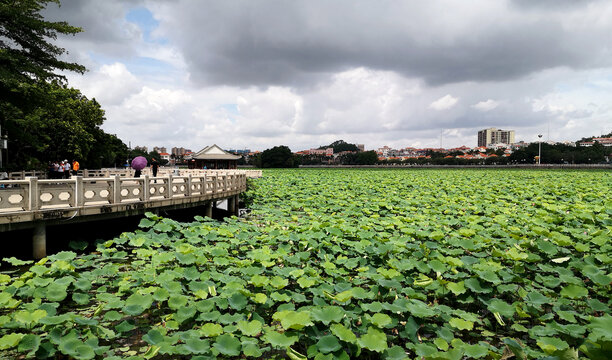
63;160;71;179
72;159;80;176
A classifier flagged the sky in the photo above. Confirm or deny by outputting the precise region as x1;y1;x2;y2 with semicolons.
45;0;612;152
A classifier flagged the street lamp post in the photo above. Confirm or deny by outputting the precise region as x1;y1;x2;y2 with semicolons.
538;134;543;165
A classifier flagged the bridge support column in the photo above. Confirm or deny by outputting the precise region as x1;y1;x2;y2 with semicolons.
233;195;240;216
33;223;46;259
228;196;236;215
205;201;213;218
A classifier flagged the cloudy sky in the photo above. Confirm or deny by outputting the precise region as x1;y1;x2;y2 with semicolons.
46;0;612;151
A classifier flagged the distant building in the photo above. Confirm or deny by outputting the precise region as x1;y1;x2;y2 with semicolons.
478;128;515;147
159;152;171;162
357;144;365;152
134;146;148;153
153;146;167;154
579;137;612;147
227;149;252;155
171;147;191;156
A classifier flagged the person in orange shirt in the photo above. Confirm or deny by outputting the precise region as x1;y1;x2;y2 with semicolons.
72;160;80;176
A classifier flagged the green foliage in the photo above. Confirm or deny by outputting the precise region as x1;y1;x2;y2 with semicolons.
318;139;359;153
259;145;299;168
0;169;611;359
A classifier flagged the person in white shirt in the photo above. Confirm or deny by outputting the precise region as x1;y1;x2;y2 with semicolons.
63;160;71;179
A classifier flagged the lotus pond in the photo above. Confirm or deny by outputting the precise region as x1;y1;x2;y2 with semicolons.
1;169;611;359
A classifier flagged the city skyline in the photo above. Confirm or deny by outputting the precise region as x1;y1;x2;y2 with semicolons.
45;1;612;152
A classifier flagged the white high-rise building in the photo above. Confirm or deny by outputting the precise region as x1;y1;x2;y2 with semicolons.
478;128;515;147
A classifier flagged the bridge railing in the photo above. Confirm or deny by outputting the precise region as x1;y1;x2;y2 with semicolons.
0;172;247;215
6;168;263;180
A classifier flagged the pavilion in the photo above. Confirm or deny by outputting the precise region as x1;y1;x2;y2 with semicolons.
187;144;241;169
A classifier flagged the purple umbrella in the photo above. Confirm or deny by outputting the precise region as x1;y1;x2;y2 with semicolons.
131;156;148;170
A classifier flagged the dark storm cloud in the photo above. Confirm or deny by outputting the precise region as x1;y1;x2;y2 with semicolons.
152;0;610;88
44;1;143;57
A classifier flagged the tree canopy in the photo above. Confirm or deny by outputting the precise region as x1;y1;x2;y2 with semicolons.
0;0;85;99
2;82;115;169
319;140;360;153
259;145;299;168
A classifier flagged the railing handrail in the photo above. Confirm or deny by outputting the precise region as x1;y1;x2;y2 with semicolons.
0;170;253;217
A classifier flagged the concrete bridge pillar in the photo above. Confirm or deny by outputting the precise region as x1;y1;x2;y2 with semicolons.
205;201;213;218
233;195;240;216
228;196;236;215
32;223;46;259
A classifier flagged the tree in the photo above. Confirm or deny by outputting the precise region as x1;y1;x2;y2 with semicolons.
319;140;359;153
260;146;298;168
0;0;85;98
3;82;108;169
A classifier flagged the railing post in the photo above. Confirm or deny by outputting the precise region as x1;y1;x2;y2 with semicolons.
187;174;192;197
213;173;218;194
143;175;150;201
75;176;84;207
83;169;89;178
167;174;173;198
28;177;38;211
113;175;121;204
224;174;228;192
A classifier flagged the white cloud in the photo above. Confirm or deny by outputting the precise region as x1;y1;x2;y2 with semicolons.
472;99;499;111
429;95;459;111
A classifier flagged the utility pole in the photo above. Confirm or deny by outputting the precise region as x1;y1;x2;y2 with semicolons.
538;134;543;165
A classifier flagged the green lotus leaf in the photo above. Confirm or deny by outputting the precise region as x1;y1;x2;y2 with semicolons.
123;293;153;315
463;343;489;358
143;329;166;345
168;294;189;310
311;306;344;325
50;251;77;261
228;292;248;310
385;345;408;360
175;305;197;323
115;320;136;333
357;327;388;352
270;276;289;289
200;323;224;337
404;299;436;318
212;334;241;356
59;338;96;360
449;317;474;331
250;274;269;287
14;309;47;325
488;299;515;318
72;292;90;305
17;334;40;353
560;284;588;299
537;337;569;354
185;338;210;354
317;335;342;354
45;283;68;302
368;313;392;328
244;343;264;357
446;281;466;295
297;276;317;288
264;331;298;348
273;310;313;330
587;315;612;341
237;320;262;336
0;333;25;350
330;323;357;344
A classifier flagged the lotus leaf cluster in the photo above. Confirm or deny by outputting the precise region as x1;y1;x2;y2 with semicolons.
0;169;611;359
